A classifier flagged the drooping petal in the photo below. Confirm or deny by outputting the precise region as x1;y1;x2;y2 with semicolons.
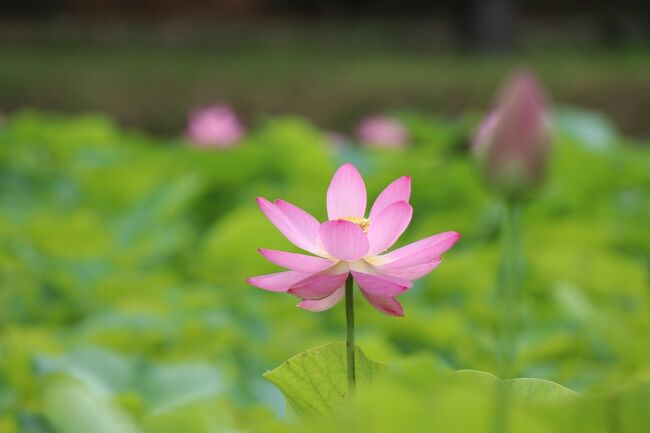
327;163;367;220
369;176;411;220
351;271;411;297
258;249;335;273
366;201;413;256
319;220;369;261
257;197;321;255
289;272;349;300
297;286;345;312
379;231;460;265
247;271;310;292
380;258;442;280
360;290;404;317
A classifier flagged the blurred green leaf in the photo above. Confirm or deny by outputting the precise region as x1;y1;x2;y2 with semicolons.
454;369;580;404
140;363;224;412
1;108;650;432
554;107;618;153
39;347;227;415
44;379;141;433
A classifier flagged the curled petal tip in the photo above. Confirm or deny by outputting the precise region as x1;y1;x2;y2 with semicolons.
256;196;271;207
447;232;461;248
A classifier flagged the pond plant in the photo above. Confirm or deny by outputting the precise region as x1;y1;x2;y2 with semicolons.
248;163;460;393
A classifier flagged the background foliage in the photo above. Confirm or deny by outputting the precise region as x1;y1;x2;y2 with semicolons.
0;108;649;432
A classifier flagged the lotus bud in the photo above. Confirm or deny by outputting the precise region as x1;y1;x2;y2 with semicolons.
473;71;552;198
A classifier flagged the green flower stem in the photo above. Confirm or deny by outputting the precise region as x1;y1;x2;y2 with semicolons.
493;198;523;433
498;198;522;379
345;275;356;395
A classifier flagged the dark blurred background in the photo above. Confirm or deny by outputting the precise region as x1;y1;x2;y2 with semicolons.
1;0;649;135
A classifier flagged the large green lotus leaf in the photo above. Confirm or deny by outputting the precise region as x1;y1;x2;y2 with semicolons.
263;343;385;418
288;357;569;433
453;369;580;405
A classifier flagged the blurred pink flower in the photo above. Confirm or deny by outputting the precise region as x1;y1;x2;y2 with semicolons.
248;164;459;316
357;115;409;148
473;70;552;196
186;104;244;148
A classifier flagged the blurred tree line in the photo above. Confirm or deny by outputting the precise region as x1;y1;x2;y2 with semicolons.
1;0;649;50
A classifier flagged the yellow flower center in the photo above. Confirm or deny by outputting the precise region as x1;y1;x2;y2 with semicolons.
340;216;371;233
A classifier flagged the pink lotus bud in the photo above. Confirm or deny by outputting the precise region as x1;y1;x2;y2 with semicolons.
186;104;245;148
356;115;409;149
473;71;552;197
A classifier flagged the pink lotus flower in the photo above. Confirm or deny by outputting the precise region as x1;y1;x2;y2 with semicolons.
473;70;552;196
357;115;409;149
247;164;459;316
186;104;245;148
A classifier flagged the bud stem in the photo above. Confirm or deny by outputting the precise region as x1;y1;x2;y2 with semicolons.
498;198;522;378
493;198;523;433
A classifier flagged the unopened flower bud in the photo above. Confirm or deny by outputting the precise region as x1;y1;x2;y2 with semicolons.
473;71;552;198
